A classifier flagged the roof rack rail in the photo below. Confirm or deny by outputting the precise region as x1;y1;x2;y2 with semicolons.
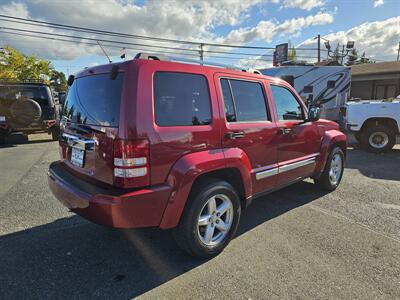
134;52;262;74
0;78;47;84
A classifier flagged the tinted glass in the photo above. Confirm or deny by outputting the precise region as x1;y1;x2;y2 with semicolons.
228;79;268;122
271;85;304;121
154;72;211;126
220;79;236;122
0;85;51;106
63;73;124;127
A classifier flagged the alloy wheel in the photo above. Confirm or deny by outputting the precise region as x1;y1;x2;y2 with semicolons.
197;194;234;246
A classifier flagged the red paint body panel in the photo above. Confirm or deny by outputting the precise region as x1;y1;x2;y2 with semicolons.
49;58;347;230
159;147;254;229
48;161;171;228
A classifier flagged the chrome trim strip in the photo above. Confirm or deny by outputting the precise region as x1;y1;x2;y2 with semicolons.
62;133;95;151
278;158;316;174
255;157;317;180
255;167;278;180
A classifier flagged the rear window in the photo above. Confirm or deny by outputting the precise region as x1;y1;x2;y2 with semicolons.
154;72;212;126
0;85;51;106
63;73;124;127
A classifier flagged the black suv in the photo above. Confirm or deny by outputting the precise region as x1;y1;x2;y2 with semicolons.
0;79;60;143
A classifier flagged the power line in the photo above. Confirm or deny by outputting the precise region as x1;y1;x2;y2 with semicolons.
0;26;320;60
0;14;321;51
0;30;199;58
0;30;272;62
0;26;201;54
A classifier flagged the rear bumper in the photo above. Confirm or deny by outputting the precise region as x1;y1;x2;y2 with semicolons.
48;161;172;228
2;119;58;133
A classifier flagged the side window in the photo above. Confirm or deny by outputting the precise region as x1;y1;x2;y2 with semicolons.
154;72;212;126
271;85;304;121
220;79;236;122
220;78;269;122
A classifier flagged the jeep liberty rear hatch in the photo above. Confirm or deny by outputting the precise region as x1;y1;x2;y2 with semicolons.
60;69;124;186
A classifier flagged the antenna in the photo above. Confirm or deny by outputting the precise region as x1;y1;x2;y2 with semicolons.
96;41;112;63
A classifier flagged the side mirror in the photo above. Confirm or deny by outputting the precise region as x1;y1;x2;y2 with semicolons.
308;106;320;121
67;75;75;86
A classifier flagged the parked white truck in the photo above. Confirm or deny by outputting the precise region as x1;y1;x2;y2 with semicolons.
345;99;400;152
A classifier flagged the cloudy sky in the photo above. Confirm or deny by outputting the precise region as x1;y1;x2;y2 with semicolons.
0;0;399;74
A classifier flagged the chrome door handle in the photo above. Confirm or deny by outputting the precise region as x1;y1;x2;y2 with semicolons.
225;131;245;139
278;128;292;135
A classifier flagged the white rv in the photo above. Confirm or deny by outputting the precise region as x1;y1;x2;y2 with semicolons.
261;65;351;122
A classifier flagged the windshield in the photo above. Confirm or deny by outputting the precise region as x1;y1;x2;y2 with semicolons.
0;85;51;106
62;73;124;127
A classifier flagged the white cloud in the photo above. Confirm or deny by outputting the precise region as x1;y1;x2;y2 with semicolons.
0;0;265;60
282;0;326;10
373;0;384;8
300;16;400;61
0;0;335;64
218;11;334;44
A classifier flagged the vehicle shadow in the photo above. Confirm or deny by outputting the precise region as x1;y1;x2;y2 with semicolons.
345;146;400;181
0;133;53;148
0;181;326;299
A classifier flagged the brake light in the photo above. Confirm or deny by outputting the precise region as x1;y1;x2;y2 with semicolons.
113;139;150;188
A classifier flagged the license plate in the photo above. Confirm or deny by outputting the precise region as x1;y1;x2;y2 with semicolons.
0;116;5;122
70;147;85;167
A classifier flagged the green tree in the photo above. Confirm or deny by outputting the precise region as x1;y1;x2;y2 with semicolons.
0;46;66;90
359;52;375;64
332;44;341;63
50;70;67;91
346;48;358;66
287;40;297;61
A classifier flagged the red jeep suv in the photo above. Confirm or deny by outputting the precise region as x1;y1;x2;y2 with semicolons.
48;53;346;257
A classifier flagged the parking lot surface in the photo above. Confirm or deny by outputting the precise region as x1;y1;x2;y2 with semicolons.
0;133;399;299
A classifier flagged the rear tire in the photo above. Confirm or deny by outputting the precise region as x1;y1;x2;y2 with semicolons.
360;125;395;153
172;179;241;258
314;146;344;191
51;126;60;141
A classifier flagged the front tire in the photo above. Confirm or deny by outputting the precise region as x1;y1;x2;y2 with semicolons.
360;125;395;153
314;146;344;191
173;179;241;258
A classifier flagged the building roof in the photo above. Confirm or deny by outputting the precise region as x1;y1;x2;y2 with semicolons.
351;61;400;76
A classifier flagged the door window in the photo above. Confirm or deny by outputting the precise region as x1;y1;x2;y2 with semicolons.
154;72;212;126
220;78;269;122
271;85;304;121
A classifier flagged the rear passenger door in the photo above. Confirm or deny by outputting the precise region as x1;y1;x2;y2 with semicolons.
269;84;321;186
215;74;279;195
150;71;221;185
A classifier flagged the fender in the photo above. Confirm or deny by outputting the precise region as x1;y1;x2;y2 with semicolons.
159;148;252;229
314;129;347;178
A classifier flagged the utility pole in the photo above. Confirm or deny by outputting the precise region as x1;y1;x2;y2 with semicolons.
317;34;321;63
199;43;204;63
341;44;345;65
397;41;400;61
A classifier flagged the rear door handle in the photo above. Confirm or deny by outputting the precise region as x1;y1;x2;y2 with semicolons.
225;131;245;139
278;128;293;135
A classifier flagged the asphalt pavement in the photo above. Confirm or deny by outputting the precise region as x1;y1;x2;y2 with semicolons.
0;133;399;299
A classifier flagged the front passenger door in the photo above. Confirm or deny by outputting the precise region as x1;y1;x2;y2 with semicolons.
270;84;321;186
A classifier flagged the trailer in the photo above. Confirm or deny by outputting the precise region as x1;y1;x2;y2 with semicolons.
260;65;351;121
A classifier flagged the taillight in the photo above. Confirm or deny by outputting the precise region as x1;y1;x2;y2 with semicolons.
113;139;150;188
